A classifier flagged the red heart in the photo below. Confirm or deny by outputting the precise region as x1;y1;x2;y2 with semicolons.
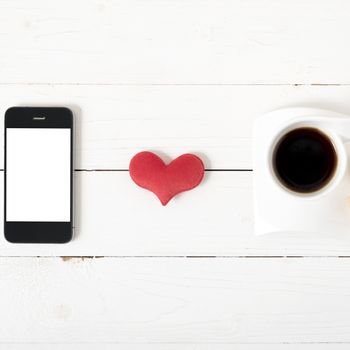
129;152;205;205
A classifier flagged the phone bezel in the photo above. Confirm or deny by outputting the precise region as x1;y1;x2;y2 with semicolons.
4;107;73;243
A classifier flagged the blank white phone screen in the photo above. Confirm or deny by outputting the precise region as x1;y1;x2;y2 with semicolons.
6;128;71;222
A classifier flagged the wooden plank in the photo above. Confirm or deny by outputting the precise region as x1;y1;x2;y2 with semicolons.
0;0;350;84
1;257;350;343
1;85;350;169
1;171;350;256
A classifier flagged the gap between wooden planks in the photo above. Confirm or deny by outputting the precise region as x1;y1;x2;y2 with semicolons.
0;85;350;255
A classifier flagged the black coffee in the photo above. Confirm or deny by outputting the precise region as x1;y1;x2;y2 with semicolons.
273;127;337;193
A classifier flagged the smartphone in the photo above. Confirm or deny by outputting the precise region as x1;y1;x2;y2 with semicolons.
4;107;73;243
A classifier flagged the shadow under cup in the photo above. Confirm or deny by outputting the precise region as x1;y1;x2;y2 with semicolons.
272;126;345;196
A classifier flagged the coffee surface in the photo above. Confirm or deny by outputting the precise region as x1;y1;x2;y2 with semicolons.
273;127;337;193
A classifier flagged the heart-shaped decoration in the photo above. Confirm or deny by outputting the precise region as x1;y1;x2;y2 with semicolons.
129;151;205;205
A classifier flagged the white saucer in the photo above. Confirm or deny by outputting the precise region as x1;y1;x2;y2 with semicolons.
253;108;350;235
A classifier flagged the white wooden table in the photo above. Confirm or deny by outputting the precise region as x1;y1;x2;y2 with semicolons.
1;0;350;348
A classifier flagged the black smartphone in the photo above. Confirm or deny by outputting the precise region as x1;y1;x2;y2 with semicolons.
4;107;74;243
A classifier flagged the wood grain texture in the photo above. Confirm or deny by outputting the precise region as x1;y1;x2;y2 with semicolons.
0;257;349;344
0;0;349;84
2;85;350;169
1;171;350;256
